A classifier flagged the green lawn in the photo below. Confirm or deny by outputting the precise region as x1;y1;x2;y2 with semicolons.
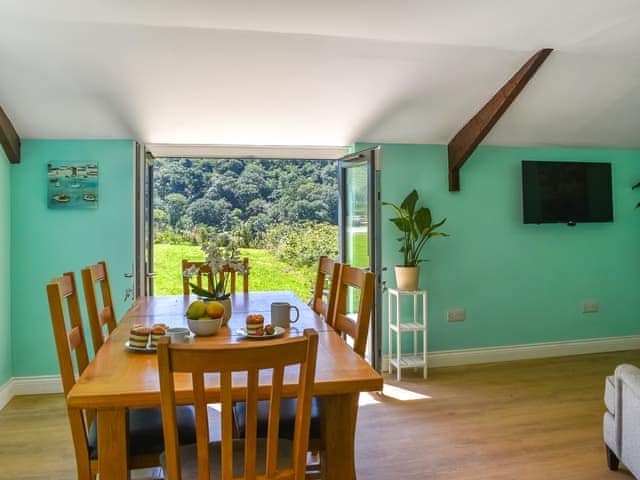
154;231;369;301
350;232;369;267
153;243;316;301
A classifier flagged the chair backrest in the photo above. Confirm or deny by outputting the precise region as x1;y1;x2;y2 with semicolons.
332;265;376;358
81;260;117;353
158;330;318;480
310;256;342;326
47;272;91;395
182;260;215;295
46;272;94;477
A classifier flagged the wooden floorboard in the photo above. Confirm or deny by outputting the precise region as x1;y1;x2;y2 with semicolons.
1;350;638;479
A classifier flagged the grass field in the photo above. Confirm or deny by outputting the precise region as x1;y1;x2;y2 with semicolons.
154;231;368;301
349;231;369;267
153;243;316;300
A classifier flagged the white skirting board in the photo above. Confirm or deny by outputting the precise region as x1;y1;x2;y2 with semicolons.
382;334;640;372
0;375;62;411
0;378;14;411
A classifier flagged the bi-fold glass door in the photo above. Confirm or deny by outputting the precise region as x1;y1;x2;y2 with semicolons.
134;143;156;296
338;146;382;370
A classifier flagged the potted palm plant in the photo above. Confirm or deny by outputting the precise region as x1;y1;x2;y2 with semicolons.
383;189;449;290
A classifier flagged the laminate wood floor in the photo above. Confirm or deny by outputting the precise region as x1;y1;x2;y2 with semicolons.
356;350;640;480
1;350;638;479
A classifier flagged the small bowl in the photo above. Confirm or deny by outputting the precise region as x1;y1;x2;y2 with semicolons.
187;317;222;336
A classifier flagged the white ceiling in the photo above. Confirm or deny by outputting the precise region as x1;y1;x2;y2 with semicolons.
1;0;640;148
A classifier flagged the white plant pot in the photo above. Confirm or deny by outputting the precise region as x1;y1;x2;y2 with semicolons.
395;266;420;291
221;298;232;325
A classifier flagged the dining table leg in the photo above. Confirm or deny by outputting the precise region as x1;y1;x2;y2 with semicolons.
320;392;360;480
97;407;130;480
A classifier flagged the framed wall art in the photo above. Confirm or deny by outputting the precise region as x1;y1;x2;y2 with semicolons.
47;162;99;209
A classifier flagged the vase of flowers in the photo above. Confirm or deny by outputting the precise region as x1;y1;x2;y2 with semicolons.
183;232;248;324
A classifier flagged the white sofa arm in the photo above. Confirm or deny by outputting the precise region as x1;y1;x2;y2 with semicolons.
615;364;640;398
612;363;640;478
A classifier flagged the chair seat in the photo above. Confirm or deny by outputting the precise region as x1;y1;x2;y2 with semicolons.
233;397;321;440
88;406;196;459
161;438;293;478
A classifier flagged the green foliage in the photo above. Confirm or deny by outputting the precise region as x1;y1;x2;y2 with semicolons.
154;209;169;232
154;222;261;248
383;189;449;266
164;193;188;229
153;158;339;240
155;228;199;245
186;198;234;228
153;243;315;301
262;222;338;267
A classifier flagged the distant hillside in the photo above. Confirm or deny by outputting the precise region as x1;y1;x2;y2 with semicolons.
153;158;339;237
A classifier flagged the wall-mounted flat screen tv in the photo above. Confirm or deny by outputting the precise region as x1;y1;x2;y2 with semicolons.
521;160;613;225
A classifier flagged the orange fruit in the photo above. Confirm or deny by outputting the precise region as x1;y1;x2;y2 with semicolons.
205;301;225;319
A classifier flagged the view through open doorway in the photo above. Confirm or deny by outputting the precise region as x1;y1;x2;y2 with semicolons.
151;157;343;301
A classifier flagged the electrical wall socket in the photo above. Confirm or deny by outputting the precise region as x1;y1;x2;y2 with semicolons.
447;309;466;322
583;301;599;313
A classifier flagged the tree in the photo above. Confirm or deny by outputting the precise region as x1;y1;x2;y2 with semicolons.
165;193;188;229
154;209;169;232
186;198;235;229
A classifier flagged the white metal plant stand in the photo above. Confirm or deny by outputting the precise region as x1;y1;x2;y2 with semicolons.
387;288;428;380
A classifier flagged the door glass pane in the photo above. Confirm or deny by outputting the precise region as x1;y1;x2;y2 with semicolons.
344;163;370;314
344;164;369;268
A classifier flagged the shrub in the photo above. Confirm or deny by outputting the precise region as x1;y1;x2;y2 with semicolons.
154;228;195;245
262;222;338;267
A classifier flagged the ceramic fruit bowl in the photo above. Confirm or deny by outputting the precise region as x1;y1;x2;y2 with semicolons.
187;317;222;336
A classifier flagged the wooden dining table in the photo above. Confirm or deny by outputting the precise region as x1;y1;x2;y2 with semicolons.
66;291;383;480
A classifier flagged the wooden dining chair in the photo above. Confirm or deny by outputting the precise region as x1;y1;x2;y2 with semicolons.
47;272;197;480
182;260;215;295
157;329;318;480
233;265;375;477
305;265;376;477
310;256;342;326
331;265;376;358
81;260;117;354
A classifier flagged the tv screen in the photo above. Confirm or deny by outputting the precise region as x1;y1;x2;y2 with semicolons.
521;161;613;224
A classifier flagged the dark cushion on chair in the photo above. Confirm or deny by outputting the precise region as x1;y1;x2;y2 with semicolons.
161;438;293;478
88;406;196;459
233;397;321;440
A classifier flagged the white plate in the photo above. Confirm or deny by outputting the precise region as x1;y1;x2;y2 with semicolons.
124;341;157;353
236;326;286;339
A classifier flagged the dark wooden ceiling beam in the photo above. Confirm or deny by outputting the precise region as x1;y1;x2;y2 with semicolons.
447;48;553;192
0;104;20;164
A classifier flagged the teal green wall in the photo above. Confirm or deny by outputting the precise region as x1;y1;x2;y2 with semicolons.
0;150;11;385
11;140;135;376
358;143;640;352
